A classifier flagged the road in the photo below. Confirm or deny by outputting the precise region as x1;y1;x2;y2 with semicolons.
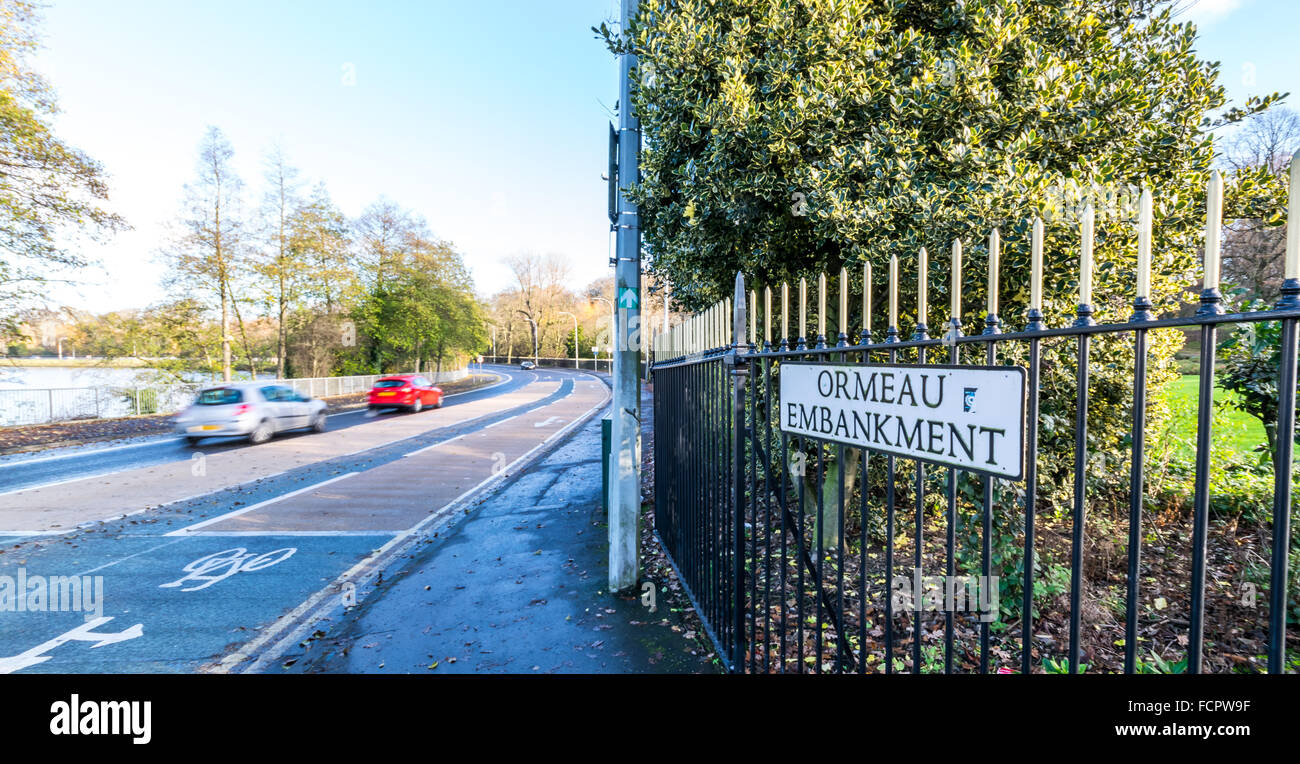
0;366;609;673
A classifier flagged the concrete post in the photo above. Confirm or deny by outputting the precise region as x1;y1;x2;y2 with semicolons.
608;0;641;593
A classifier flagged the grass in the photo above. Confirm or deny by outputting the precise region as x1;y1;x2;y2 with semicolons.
1159;375;1268;460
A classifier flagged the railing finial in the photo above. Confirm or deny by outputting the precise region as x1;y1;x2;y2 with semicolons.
1026;218;1047;332
1075;206;1097;328
860;260;872;345
1132;187;1156;323
949;238;964;339
984;228;1003;335
887;254;900;343
914;247;929;341
837;266;849;347
1197;171;1225;317
1279;149;1300;309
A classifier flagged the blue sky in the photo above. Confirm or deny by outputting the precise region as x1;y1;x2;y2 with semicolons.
31;0;1299;314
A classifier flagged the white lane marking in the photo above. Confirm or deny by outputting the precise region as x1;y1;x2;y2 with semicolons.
401;432;468;458
533;416;562;428
0;529;73;537
0;617;145;675
177;530;396;537
76;538;189;577
482;415;518;430
0;473;116;499
0;438;178;468
217;377;613;674
163;472;358;537
159;547;297;592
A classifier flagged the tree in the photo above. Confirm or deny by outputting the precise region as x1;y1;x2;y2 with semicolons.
291;183;355;314
504;252;571;359
0;0;124;336
354;198;415;291
604;0;1287;524
256;144;302;378
161;127;246;382
1221;108;1299;304
353;234;484;374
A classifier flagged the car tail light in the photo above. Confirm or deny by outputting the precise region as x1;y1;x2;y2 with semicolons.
234;404;252;416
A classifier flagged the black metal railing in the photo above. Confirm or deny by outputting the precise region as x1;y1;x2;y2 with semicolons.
651;271;1299;674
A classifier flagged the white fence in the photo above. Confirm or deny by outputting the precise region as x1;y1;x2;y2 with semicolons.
0;368;468;427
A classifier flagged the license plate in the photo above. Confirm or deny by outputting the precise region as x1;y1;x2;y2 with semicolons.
378;392;394;396
189;425;220;432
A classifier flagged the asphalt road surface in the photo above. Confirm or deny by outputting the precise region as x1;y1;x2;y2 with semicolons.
0;366;609;673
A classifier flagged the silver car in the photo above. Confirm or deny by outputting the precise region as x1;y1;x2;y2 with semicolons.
174;383;328;446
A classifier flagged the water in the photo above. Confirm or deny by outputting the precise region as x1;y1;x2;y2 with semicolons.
0;365;274;426
0;365;268;390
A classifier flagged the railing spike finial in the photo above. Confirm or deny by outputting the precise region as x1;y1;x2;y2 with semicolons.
815;272;828;349
749;287;757;350
1026;218;1047;332
914;246;929;340
984;228;1003;335
764;285;773;349
727;294;736;350
1197;171;1226;317
837;266;849;347
887;254;900;343
780;281;790;351
1132;187;1156;323
860;260;873;345
1075;205;1097;327
1279;149;1300;309
949;238;964;339
798;277;808;351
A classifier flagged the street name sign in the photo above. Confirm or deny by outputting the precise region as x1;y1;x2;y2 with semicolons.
779;362;1027;480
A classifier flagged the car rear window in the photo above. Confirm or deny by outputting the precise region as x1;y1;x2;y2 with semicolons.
374;379;408;388
196;388;243;405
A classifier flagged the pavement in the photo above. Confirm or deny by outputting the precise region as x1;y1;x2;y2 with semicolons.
276;386;718;674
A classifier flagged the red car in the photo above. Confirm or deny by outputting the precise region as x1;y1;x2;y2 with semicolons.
367;375;444;413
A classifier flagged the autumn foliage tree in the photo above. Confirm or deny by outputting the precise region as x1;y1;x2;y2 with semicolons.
0;0;123;337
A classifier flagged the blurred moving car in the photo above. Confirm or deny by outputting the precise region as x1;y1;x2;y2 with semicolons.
519;361;537;370
175;383;327;446
367;374;444;413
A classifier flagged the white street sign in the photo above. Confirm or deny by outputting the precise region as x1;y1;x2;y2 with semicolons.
779;363;1027;479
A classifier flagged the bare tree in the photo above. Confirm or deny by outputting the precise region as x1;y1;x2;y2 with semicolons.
256;144;301;378
161;127;244;382
1222;108;1300;303
503;252;571;358
353;198;416;290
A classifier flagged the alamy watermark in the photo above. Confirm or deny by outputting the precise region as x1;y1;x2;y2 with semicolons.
0;568;105;621
892;567;999;623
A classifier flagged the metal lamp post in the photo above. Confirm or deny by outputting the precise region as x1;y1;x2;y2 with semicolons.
558;311;578;368
591;296;615;372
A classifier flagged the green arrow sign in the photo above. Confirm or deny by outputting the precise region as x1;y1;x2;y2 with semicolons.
618;287;639;309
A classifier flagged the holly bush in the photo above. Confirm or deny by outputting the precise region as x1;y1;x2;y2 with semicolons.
606;0;1287;508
